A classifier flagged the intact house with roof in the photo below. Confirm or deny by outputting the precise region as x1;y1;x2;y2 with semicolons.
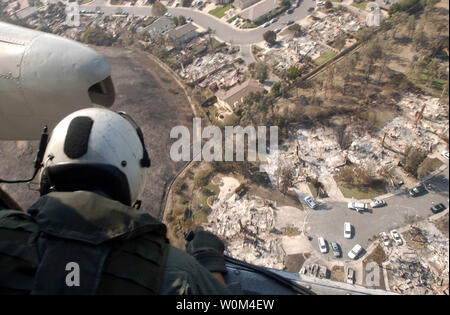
142;16;176;38
234;0;261;10
165;23;198;47
215;79;265;112
239;0;278;22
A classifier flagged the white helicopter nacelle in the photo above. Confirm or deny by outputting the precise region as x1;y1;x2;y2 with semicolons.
0;22;115;140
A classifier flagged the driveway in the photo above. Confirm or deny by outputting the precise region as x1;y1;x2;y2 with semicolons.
303;164;449;262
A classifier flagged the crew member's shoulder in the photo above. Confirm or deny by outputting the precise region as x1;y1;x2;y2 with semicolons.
0;210;38;233
0;210;39;294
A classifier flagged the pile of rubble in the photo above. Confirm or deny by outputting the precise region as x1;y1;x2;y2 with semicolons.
381;94;449;154
205;194;286;270
198;64;246;91
263;37;321;72
306;10;365;45
300;264;329;279
179;53;239;84
388;225;449;295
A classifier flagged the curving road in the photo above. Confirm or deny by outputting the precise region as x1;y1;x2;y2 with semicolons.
76;0;316;44
168;0;316;44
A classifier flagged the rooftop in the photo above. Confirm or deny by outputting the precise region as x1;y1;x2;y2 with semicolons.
239;0;278;22
215;79;265;107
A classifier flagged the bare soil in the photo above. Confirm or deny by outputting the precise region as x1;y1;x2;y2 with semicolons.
330;266;345;282
284;253;310;273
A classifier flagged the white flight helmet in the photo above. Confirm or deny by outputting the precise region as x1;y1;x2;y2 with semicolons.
39;108;151;206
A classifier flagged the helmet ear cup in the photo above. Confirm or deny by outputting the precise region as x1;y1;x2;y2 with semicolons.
39;169;51;196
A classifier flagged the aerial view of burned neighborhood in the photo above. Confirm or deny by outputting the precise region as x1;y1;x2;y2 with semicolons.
0;0;448;295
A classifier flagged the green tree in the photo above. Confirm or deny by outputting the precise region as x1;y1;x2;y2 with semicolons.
286;66;302;81
324;0;332;9
181;0;193;7
178;15;187;25
172;16;179;26
251;62;269;83
334;35;346;51
263;30;277;45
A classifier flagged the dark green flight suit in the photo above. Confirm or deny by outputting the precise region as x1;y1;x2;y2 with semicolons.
0;191;241;295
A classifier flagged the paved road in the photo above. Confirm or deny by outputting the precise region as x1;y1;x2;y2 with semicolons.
304;160;449;262
168;0;316;45
76;0;316;41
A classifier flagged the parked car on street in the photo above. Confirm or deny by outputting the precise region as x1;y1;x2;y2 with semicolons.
431;203;446;214
379;232;390;246
287;8;294;14
331;242;341;258
409;185;425;197
348;202;368;212
286;20;294;25
308;7;315;12
441;151;449;160
270;18;278;24
370;200;386;208
390;230;403;245
348;244;363;260
304;196;317;209
318;237;328;253
262;22;271;27
317;1;325;6
274;28;282;33
344;222;352;239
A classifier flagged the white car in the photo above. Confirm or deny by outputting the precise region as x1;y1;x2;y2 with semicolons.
441;151;449;160
344;222;352;239
348;244;362;260
262;22;271;28
370;200;386;208
274;28;282;33
165;12;172;18
344;222;352;238
270;18;278;24
317;1;325;6
380;232;390;246
304;196;317;209
348;202;368;212
390;230;403;245
318;237;328;253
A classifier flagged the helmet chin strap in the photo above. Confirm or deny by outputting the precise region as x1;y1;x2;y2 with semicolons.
0;126;49;184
